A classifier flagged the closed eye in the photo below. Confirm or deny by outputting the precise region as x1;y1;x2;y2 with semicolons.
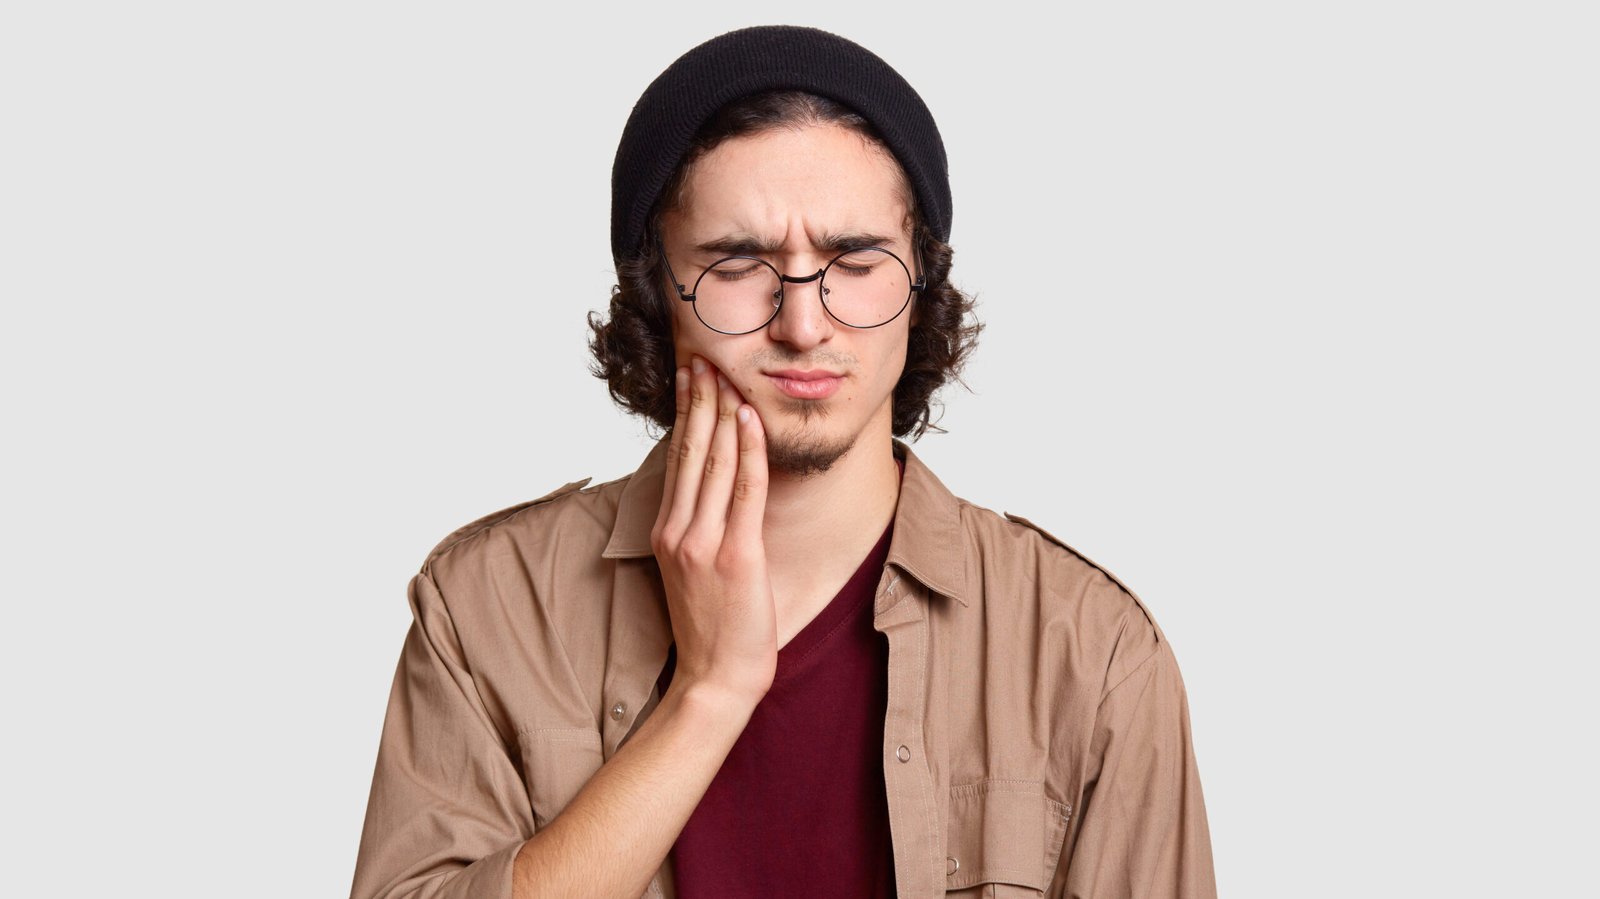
707;258;769;282
832;262;878;276
830;248;893;276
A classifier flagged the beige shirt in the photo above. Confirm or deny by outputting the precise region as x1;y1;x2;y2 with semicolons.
351;436;1216;899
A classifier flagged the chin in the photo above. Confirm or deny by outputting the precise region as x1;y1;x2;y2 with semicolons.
763;416;861;479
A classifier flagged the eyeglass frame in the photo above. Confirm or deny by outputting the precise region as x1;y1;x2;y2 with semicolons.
654;232;927;335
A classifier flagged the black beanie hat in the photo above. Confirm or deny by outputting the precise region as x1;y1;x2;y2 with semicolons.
610;25;951;268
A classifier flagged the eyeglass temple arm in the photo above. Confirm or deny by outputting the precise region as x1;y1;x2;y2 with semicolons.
653;233;695;300
911;232;927;292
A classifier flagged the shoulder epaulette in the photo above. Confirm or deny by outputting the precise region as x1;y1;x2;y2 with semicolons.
425;477;592;566
1002;511;1147;606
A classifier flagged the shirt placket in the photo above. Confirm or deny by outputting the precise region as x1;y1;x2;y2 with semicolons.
874;569;944;898
599;556;678;898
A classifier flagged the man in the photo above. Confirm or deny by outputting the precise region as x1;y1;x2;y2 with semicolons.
351;24;1214;899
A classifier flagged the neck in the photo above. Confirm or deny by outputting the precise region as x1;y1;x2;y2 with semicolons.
759;421;902;614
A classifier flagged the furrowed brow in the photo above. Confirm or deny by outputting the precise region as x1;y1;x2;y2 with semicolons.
814;230;899;253
693;234;784;256
693;230;898;257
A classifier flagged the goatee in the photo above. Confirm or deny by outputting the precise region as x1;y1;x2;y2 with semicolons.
764;400;856;479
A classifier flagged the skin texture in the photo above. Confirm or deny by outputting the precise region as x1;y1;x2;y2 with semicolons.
511;122;913;897
658;122;917;481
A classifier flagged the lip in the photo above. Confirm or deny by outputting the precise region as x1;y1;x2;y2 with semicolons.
764;369;845;380
766;372;844;399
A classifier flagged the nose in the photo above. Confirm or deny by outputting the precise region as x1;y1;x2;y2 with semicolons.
765;267;835;349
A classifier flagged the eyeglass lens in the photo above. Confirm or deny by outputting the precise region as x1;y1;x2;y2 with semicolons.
693;248;913;333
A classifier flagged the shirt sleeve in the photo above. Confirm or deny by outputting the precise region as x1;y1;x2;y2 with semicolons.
1064;638;1216;899
349;568;536;899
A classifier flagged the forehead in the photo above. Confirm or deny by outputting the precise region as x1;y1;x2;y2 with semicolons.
669;123;912;246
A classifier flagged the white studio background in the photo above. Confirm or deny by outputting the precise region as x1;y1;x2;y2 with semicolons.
2;2;1594;896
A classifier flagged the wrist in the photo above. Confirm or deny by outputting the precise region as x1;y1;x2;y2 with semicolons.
663;676;764;729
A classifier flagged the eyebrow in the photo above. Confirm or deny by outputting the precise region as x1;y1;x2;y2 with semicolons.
692;230;899;257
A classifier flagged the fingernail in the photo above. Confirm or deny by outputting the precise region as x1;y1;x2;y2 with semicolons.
716;373;729;390
691;357;706;374
738;406;750;423
676;369;687;390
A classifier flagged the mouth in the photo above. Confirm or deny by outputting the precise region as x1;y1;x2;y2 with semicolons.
764;370;845;400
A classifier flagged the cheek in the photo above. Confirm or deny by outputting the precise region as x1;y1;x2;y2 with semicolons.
667;312;706;365
885;331;911;370
663;315;682;365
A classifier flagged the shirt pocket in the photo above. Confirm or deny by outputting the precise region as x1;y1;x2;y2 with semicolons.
515;725;605;830
944;779;1070;897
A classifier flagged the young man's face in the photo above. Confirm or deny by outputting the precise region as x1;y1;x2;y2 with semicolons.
658;122;917;478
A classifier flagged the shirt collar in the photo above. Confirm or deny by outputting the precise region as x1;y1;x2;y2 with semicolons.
601;434;969;608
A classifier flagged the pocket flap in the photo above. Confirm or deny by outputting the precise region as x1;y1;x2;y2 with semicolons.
945;780;1070;892
517;726;604;829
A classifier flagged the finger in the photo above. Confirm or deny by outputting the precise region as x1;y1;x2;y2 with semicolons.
691;372;742;535
724;401;769;548
654;365;690;536
665;356;719;536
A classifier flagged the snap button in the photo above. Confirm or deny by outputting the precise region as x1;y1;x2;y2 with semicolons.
896;745;911;762
610;701;627;721
946;855;960;876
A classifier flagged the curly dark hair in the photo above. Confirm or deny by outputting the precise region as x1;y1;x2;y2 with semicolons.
586;89;983;441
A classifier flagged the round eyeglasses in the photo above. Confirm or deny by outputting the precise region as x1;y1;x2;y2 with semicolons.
656;234;926;335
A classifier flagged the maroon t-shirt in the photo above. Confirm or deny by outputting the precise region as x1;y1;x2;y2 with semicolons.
655;459;902;898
